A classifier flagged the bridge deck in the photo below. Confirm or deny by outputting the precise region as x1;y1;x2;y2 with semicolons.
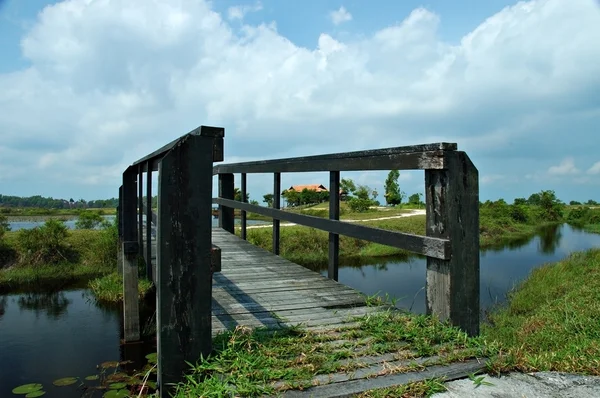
145;227;485;396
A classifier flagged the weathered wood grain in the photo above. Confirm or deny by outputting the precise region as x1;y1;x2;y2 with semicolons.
425;151;480;336
122;167;140;342
156;135;214;395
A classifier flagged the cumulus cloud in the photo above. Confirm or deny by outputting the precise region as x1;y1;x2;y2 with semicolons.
227;2;263;21
588;161;600;175
548;158;580;175
0;0;599;199
330;6;352;25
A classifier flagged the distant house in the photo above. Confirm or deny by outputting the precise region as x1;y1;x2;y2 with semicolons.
287;184;348;201
288;184;328;193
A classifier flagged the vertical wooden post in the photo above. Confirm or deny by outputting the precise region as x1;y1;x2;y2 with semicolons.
241;173;247;240
218;173;235;234
146;164;153;281
117;185;123;276
425;151;480;336
328;171;340;281
122;167;140;342
138;165;144;271
273;172;281;255
156;135;214;395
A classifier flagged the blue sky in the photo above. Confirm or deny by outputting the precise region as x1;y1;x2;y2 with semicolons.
0;0;599;204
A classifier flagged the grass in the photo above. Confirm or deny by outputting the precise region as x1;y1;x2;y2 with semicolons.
238;212;548;265
172;308;494;397
356;379;447;397
483;248;600;375
89;272;154;302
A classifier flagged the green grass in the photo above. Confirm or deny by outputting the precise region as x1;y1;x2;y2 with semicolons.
584;224;600;234
239;213;547;265
89;272;154;302
356;379;447;397
483;248;600;375
171;308;493;397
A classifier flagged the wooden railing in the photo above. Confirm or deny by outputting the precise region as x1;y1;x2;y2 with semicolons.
117;125;224;397
213;143;480;336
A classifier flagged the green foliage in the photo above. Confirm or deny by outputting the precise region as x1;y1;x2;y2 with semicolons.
485;249;600;375
340;178;356;196
536;190;564;222
263;193;274;207
282;189;328;207
89;272;153;302
16;219;69;265
513;197;527;205
586;199;598;206
0;194;118;209
384;170;403;206
570;200;581;205
347;198;372;213
75;209;104;229
234;188;250;202
566;206;600;226
408;193;423;206
0;214;10;239
354;185;371;200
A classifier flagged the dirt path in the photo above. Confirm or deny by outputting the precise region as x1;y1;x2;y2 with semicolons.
244;209;426;230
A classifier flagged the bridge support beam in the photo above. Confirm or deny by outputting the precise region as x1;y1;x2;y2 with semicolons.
425;151;480;336
218;173;235;234
122;168;140;342
157;134;215;396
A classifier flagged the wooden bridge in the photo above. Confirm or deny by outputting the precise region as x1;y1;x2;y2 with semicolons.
117;126;480;397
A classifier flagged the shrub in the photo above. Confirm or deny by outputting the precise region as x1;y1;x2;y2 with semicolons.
509;205;529;223
17;219;69;265
347;198;372;213
87;220;119;268
75;209;104;229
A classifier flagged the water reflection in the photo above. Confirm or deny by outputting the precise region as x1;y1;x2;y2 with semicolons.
17;291;72;320
538;224;562;253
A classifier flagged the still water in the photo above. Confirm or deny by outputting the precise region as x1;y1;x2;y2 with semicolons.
316;224;600;313
0;224;598;396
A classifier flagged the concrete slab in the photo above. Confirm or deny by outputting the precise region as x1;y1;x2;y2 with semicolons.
433;372;600;398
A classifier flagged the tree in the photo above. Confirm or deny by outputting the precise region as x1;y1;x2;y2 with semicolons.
0;214;10;240
527;193;541;206
75;210;104;229
354;185;371;201
569;200;581;206
282;190;300;207
234;188;249;202
263;194;274;207
513;197;527;205
408;193;421;205
384;170;404;206
340;178;356;197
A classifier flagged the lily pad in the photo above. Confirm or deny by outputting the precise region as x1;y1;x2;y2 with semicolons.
105;373;128;382
108;383;128;390
12;384;43;395
85;375;100;381
25;392;46;398
145;353;157;363
52;377;78;387
103;390;130;398
100;361;120;369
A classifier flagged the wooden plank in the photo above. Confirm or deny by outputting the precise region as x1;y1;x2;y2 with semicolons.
213;198;450;259
138;164;144;260
329;170;340;281
425;151;480;336
146;164;153;281
273;172;281;255
241;173;247;240
212;144;455;175
281;359;486;397
218;173;234;233
122;167;140;343
132;125;224;170
156;134;214;395
211;298;366;316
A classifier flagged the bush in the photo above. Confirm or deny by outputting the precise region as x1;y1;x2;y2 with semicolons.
17;219;69;265
347;198;372;213
75;209;104;229
0;214;10;239
88;220;119;268
567;206;600;226
509;205;529;223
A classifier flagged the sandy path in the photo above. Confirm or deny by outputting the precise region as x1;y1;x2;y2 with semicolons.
243;209;426;230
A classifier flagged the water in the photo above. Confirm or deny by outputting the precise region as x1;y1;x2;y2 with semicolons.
8;216;267;231
1;224;598;396
316;224;600;314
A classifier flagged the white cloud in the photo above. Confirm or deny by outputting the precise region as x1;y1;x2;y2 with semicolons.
227;2;263;21
0;0;599;200
481;175;506;184
329;6;352;25
587;161;600;175
548;158;580;175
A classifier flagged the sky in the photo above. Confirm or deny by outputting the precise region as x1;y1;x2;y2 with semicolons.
0;0;599;204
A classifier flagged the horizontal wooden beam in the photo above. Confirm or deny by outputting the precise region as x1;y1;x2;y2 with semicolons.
213;149;449;174
213;198;451;260
132;125;224;170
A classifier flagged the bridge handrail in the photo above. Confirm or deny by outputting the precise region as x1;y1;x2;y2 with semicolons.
212;142;480;337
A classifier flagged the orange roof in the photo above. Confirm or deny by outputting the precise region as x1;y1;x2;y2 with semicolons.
288;184;328;192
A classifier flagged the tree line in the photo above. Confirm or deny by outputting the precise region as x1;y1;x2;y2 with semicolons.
0;194;119;210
